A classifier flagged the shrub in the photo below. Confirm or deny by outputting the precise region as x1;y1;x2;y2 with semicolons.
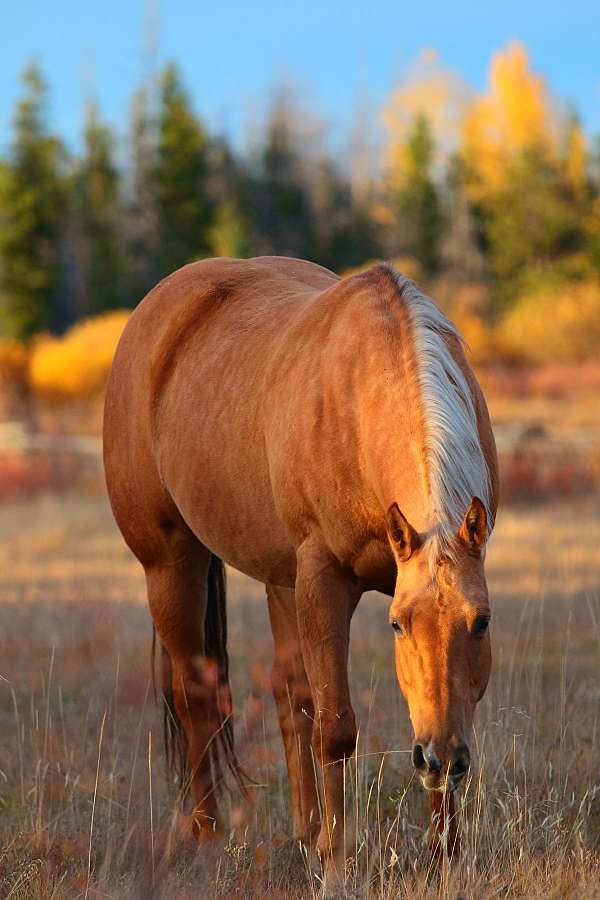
497;279;600;363
29;311;129;401
0;337;29;383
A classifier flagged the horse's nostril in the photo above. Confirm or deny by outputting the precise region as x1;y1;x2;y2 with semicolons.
451;744;471;778
412;742;426;771
413;741;442;774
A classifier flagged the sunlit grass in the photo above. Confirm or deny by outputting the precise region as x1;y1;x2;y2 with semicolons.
0;492;599;897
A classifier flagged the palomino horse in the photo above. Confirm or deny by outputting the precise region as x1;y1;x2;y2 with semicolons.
103;256;498;872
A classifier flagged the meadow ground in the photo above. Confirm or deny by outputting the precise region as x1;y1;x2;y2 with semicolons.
0;489;599;898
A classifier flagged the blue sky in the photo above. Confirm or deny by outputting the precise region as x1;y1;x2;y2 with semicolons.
1;0;599;153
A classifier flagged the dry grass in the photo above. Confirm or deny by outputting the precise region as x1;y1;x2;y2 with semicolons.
1;491;600;898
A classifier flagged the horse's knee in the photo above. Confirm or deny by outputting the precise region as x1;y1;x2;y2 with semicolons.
314;708;357;764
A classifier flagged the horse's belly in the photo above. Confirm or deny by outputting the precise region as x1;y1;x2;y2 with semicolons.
159;427;296;587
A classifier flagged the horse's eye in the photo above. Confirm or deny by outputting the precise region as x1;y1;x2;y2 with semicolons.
472;616;490;638
390;619;405;636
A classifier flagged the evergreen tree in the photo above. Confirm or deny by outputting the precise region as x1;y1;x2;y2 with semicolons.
393;115;443;276
312;156;380;272
587;137;600;276
484;146;583;303
153;63;211;275
77;100;124;314
251;94;316;259
460;42;588;305
0;63;66;338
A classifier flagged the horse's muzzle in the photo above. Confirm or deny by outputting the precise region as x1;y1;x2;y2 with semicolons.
412;738;470;791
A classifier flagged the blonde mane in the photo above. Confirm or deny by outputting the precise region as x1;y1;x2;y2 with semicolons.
388;267;493;564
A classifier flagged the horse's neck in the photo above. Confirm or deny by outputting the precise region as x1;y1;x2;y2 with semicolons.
359;373;434;537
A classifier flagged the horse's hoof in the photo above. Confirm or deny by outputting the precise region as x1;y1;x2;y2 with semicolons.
176;812;223;847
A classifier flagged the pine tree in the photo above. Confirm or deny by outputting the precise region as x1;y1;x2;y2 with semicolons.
393;115;443;276
251;93;316;259
586;137;600;276
484;147;582;301
312;156;380;272
153;63;212;276
76;100;124;314
0;63;66;338
460;42;587;304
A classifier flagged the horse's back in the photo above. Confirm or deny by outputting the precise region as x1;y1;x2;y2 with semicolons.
103;257;336;580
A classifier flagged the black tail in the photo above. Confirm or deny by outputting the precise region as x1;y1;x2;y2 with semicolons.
155;554;249;800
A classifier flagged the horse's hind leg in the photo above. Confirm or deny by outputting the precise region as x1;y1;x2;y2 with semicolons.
267;583;320;845
294;535;361;876
145;544;221;841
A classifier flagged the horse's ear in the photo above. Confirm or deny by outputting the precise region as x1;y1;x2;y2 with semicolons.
459;497;487;550
386;503;420;562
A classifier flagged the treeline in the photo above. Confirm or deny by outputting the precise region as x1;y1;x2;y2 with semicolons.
1;43;600;348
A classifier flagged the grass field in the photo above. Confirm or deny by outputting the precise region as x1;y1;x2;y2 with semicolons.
1;490;600;898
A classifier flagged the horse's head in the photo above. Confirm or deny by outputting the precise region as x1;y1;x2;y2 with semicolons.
386;498;491;792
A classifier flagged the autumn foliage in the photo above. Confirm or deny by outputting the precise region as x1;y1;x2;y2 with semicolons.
29;311;129;400
462;42;557;199
1;42;600;421
497;278;600;364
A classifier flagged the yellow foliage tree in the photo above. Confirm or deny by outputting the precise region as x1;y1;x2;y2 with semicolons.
30;310;129;400
462;42;557;199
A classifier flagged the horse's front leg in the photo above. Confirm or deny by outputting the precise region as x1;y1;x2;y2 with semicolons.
295;534;361;878
267;583;320;847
